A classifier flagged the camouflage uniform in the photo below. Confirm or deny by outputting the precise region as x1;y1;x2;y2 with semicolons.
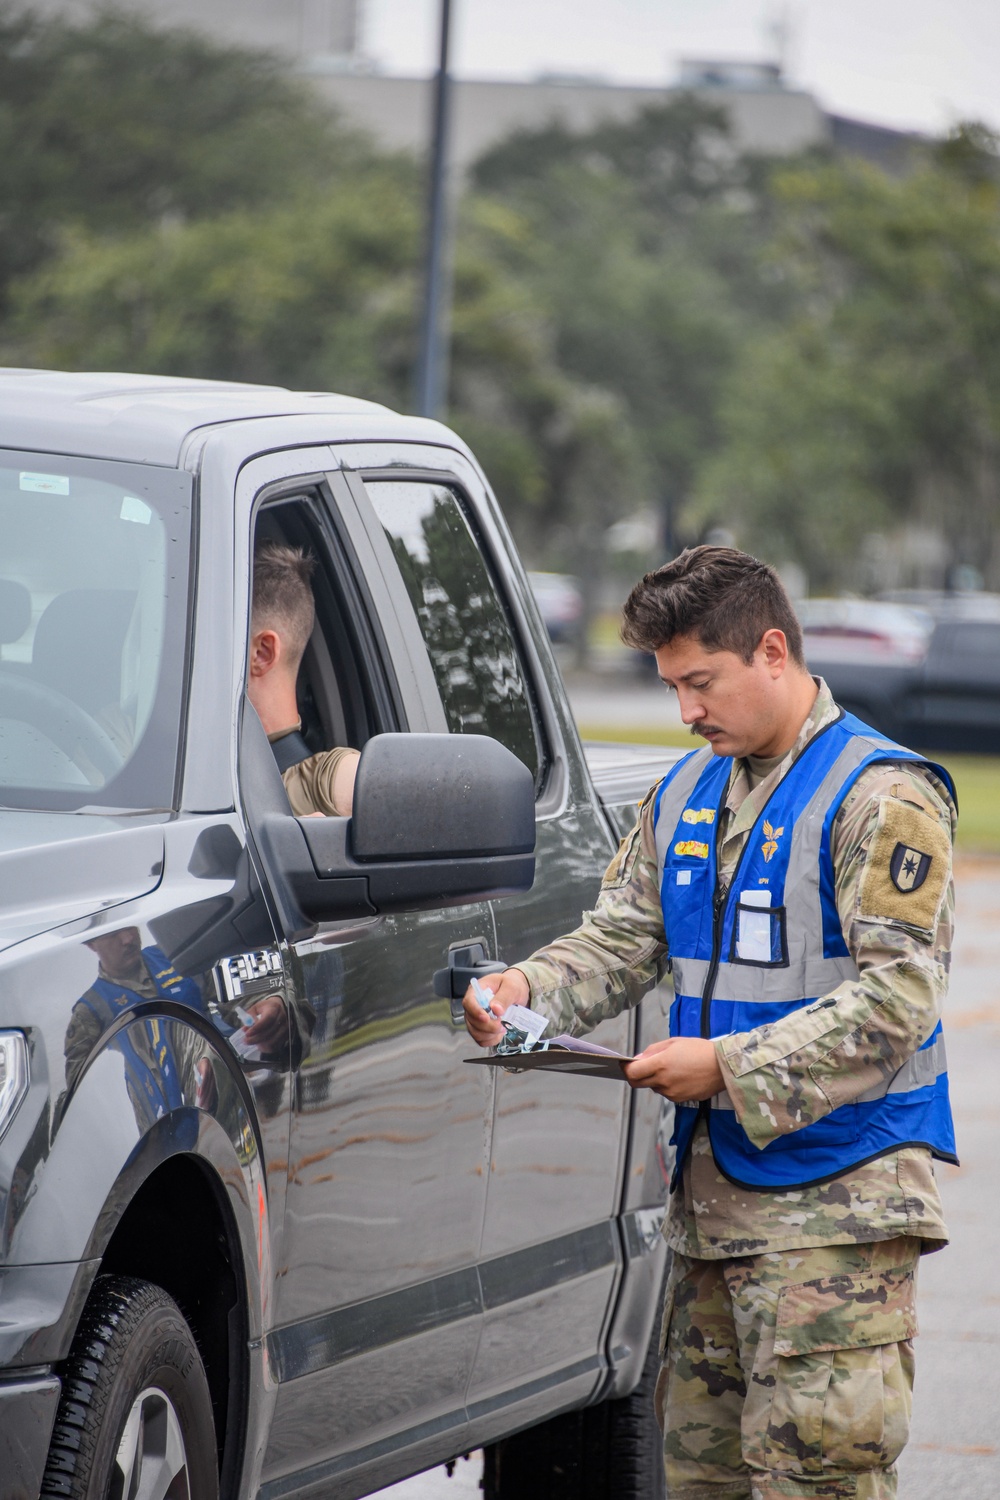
281;746;356;817
516;681;955;1498
268;723;357;817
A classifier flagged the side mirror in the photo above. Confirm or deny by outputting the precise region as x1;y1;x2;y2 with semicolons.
259;733;535;926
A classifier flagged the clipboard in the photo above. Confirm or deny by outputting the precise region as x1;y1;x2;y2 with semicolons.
465;1034;633;1080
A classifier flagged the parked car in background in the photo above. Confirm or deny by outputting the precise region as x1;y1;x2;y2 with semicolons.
799;595;1000;752
527;570;583;644
797;598;932;663
877;589;1000;621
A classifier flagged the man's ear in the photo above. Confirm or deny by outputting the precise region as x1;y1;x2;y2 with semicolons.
760;628;789;676
249;627;281;678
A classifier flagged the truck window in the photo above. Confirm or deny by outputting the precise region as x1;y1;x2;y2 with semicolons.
251;492;401;757
0;452;191;810
364;480;543;785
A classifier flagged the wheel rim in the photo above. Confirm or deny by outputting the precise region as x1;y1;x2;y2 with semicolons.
111;1385;191;1500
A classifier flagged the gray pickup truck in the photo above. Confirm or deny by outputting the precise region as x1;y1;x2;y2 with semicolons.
0;371;679;1500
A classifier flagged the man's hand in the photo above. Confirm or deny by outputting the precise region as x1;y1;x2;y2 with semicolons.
462;968;530;1047
243;994;287;1052
623;1037;724;1102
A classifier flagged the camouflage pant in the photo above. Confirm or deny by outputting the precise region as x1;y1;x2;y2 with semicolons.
654;1238;920;1500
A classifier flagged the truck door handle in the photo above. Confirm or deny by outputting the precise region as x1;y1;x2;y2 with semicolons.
433;943;506;1021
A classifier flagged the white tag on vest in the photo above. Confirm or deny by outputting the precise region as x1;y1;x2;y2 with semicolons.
737;889;772;962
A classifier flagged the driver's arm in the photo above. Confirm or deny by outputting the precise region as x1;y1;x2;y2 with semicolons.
282;747;360;817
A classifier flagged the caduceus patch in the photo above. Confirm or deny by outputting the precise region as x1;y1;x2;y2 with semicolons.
761;820;785;862
890;842;932;893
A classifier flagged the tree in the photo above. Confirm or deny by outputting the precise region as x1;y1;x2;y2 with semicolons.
464;98;762;588
693;128;1000;589
0;4;363;304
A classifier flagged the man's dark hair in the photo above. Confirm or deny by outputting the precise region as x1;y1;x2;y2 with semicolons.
252;542;316;668
620;545;805;665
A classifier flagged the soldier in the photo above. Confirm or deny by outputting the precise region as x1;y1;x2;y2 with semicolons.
64;927;217;1122
248;541;360;815
464;546;957;1500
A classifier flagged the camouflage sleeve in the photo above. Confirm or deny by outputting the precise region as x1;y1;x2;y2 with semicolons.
176;1030;211;1099
717;761;955;1148
514;787;670;1036
282;747;359;817
63;1000;101;1094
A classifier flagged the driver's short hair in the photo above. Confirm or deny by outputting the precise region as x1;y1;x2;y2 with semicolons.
252;542;316;669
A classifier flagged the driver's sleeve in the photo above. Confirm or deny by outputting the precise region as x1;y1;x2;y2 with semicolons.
715;763;956;1147
282;746;359;817
513;786;670;1036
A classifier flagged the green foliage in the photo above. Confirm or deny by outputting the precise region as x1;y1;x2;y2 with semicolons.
463;97;762;578
8;165;420;390
0;4;365;301
472;94;738;215
11;2;1000;601
694;140;1000;586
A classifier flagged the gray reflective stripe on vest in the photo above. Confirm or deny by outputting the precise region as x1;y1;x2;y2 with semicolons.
671;953;857;1003
701;1038;946;1119
856;1032;947;1101
656;729;918;999
779;732;893;951
653;749;714;875
675;1091;736;1112
709;1089;735;1111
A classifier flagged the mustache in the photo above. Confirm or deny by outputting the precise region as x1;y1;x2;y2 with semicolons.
691;725;724;738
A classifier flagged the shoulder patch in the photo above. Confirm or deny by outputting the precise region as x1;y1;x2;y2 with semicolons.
858;796;951;930
602;819;644;889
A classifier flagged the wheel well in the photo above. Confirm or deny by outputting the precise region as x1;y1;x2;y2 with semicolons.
98;1155;246;1481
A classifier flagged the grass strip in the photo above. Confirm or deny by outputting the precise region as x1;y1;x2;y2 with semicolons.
577;724;1000;854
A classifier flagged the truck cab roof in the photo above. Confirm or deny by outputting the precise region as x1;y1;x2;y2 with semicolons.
0;367;443;466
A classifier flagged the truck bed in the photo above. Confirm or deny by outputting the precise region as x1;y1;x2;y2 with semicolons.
584;739;687;838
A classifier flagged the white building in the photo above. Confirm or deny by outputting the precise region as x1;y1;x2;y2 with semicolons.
20;3;921;174
305;62;830;172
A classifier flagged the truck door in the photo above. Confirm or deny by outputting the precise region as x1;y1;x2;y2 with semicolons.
234;460;497;1494
346;450;632;1422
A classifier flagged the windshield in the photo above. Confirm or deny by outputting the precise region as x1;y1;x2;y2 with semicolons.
0;452;192;810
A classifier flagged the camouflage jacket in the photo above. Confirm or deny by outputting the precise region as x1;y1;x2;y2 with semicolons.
516;681;954;1258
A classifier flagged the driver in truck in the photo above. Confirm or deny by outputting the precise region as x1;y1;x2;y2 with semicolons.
248;540;360;816
465;544;957;1500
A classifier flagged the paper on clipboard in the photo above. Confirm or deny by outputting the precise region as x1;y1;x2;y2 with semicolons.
465;1033;633;1080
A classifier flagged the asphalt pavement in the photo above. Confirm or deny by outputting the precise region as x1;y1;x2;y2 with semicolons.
372;674;1000;1499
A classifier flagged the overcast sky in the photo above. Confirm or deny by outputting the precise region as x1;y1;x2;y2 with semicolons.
362;0;1000;137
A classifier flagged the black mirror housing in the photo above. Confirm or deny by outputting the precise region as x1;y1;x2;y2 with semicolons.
352;733;535;861
260;733;536;927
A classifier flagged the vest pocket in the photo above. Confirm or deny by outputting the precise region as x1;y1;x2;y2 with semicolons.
728;900;788;966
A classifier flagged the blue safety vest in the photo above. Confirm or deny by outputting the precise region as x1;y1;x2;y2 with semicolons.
653;711;958;1190
79;946;206;1122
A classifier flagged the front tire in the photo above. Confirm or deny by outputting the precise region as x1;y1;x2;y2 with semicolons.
41;1274;219;1500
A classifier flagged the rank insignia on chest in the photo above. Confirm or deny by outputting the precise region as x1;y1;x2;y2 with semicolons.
761;820;785;862
681;807;716;825
890;842;932;893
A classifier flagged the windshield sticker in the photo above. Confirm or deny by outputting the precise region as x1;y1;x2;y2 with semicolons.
20;472;70;495
120;495;152;525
